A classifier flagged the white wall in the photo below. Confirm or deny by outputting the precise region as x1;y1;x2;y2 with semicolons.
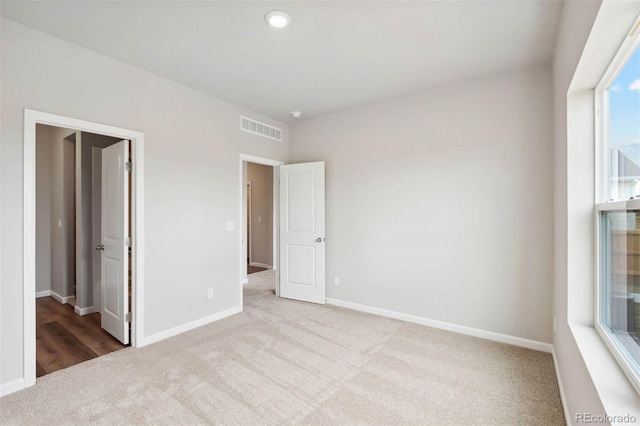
290;65;554;344
37;124;77;299
62;134;76;299
0;18;289;388
48;127;78;301
35;125;52;294
247;162;273;267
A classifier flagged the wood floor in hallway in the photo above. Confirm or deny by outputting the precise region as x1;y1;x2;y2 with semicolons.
36;297;126;377
247;264;267;274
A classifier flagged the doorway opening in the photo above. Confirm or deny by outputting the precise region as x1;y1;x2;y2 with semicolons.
35;124;129;376
23;109;145;390
246;163;276;275
238;154;326;308
239;154;283;304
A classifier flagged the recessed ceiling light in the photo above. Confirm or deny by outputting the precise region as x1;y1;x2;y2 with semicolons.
265;11;291;29
291;111;302;119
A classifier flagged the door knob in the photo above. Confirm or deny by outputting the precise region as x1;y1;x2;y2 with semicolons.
95;244;104;251
316;238;324;243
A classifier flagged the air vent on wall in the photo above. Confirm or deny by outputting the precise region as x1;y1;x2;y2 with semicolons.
240;116;282;141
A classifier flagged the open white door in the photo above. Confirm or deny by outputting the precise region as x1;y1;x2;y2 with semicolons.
279;161;325;304
100;140;130;344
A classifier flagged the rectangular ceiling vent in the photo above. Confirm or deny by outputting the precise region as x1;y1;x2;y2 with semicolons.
240;116;282;141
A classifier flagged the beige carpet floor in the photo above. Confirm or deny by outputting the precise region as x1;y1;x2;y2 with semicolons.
0;270;564;425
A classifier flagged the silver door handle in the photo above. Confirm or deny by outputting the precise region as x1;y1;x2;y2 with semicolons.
316;238;324;243
95;244;104;251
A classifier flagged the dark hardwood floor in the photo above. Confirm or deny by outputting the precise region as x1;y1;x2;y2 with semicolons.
36;297;126;377
248;264;267;274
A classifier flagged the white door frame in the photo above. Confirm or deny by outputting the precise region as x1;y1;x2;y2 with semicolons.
246;180;252;265
23;109;145;389
238;154;283;306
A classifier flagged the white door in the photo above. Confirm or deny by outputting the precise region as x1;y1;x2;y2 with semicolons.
100;140;130;344
279;161;325;304
247;181;252;263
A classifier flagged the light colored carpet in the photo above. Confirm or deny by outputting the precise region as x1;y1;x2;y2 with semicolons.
0;270;564;425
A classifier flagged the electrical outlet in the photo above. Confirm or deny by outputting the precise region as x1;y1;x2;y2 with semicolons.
334;276;340;286
207;288;214;299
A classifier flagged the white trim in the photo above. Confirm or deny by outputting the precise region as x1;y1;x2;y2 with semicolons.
132;120;146;350
74;305;98;316
596;23;640;94
0;379;25;397
595;320;640;396
238;154;284;308
273;164;280;297
35;290;51;298
247;180;252;265
241;278;249;285
595;200;626;212
239;154;285;167
552;348;572;426
249;262;273;269
596;199;640;212
50;290;74;305
626;198;640;211
140;306;242;347
23;109;145;392
325;298;553;353
23;110;37;389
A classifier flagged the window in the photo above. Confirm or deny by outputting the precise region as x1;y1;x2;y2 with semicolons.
596;31;640;394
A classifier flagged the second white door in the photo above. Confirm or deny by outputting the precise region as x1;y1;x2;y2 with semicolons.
279;161;325;304
100;140;130;344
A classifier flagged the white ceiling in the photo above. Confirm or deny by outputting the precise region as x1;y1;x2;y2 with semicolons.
0;1;563;123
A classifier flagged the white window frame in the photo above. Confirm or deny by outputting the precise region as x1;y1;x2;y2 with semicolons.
595;29;640;396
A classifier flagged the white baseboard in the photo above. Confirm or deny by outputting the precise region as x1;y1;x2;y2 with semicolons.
50;290;74;305
0;378;25;397
74;305;98;316
35;290;51;298
249;262;273;269
552;348;572;426
325;298;553;353
140;305;242;347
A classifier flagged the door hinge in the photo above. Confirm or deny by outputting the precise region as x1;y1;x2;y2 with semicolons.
125;161;132;172
125;312;132;322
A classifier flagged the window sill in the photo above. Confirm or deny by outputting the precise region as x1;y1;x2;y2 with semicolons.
570;324;640;418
